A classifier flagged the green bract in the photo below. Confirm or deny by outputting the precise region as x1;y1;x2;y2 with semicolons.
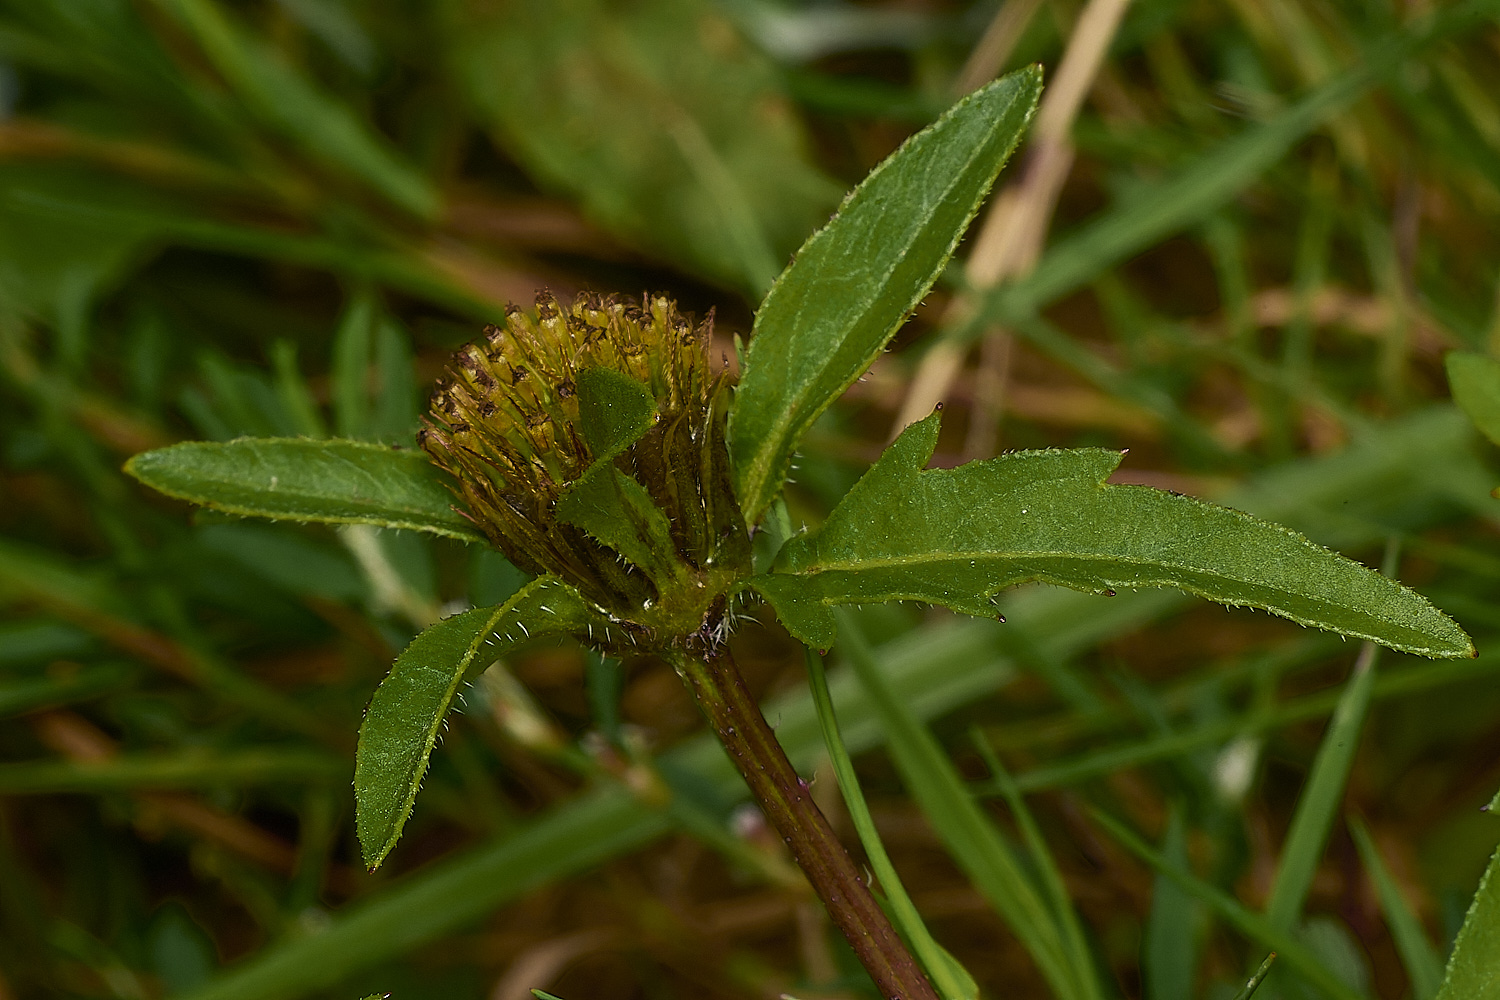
417;292;749;641
123;67;1473;872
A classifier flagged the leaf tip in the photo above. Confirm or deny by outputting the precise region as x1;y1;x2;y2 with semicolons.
358;825;395;872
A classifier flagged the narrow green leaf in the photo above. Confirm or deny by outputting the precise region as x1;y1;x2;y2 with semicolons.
1265;641;1380;932
1144;808;1199;1000
835;613;1089;1000
125;438;484;543
1000;653;1500;796
1349;816;1444;1000
1447;351;1500;448
804;646;976;1000
0;165;157;329
727;67;1041;523
6;183;485;316
181;787;673;1000
369;319;418;444
332;291;376;439
0;539;333;739
967;725;1100;1000
1435;841;1500;1000
355;577;608;868
270;340;328;439
754;413;1472;658
0;749;344;794
1089;808;1367;1000
962;0;1496;337
0;663;136;719
198;523;365;602
153;0;438;218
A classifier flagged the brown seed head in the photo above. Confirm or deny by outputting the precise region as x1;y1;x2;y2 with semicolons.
420;292;750;643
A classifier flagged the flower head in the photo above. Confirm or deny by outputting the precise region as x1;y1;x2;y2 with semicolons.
420;292;750;643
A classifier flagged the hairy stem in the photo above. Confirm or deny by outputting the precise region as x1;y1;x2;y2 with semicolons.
668;644;939;1000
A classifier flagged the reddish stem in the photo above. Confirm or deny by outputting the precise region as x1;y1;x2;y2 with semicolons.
669;645;939;1000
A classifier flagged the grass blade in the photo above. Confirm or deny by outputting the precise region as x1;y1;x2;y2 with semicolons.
834;610;1089;1000
969;729;1101;999
962;0;1499;336
1089;808;1366;1000
1447;351;1500;449
1142;807;1199;1000
804;645;977;1000
1233;954;1278;1000
1348;816;1444;1000
0;749;345;794
1264;637;1384;929
181;788;671;1000
152;0;438;218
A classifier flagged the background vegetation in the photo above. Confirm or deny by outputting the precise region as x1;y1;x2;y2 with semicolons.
2;1;1499;998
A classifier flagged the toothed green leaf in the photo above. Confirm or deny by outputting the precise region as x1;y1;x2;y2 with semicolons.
751;412;1473;659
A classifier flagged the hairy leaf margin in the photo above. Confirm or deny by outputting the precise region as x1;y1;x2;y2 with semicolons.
125;437;483;542
750;413;1472;659
355;576;609;868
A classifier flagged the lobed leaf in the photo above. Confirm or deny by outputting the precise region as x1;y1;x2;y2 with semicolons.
125;438;484;543
727;67;1041;524
355;577;610;868
752;413;1472;658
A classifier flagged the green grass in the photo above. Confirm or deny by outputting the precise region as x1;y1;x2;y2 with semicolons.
3;1;1500;998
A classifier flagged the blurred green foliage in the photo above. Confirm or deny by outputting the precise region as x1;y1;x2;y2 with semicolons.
3;1;1500;999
